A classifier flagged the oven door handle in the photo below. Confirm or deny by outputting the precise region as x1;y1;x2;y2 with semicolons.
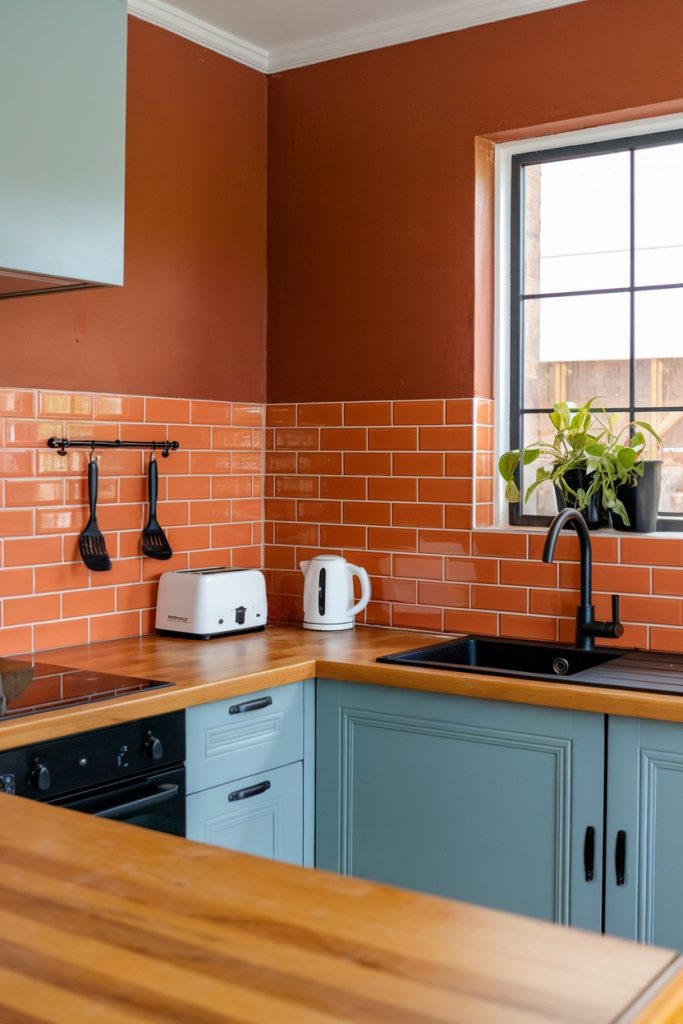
94;783;180;819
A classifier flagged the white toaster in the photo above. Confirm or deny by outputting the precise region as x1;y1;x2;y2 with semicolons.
155;567;267;639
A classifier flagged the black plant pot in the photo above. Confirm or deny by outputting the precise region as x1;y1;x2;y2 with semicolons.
554;468;609;531
612;460;662;533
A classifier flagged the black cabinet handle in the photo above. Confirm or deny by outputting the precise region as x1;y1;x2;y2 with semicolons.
229;696;273;715
615;830;626;885
228;780;271;802
583;826;595;882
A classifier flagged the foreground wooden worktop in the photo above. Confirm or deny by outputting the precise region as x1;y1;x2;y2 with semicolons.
4;624;683;750
4;629;683;1022
0;794;680;1024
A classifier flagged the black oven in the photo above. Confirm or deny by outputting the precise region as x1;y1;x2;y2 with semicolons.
0;710;185;837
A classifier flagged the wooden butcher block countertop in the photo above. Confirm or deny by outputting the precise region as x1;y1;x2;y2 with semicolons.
0;794;681;1024
4;625;683;750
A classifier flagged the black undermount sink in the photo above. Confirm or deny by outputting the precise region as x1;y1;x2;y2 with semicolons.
377;635;625;679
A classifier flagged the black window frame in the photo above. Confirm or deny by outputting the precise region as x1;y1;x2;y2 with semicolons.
509;126;683;531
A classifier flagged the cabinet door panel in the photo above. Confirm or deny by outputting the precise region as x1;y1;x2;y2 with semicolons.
0;0;126;285
606;716;683;949
186;762;303;865
186;681;304;794
316;680;603;930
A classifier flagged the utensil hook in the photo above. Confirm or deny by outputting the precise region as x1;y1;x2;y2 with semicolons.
150;441;157;463
88;442;96;464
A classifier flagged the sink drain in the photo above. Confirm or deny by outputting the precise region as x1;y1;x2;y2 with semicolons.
553;657;570;675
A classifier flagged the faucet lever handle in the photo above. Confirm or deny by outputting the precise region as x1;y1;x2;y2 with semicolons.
604;593;624;639
612;594;620;624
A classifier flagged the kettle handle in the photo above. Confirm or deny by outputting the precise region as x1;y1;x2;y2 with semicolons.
347;564;371;618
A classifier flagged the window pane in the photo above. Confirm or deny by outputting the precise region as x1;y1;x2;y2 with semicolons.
635;142;683;286
634;289;683;406
522;293;630;408
518;412;558;517
523;153;630;295
633;410;683;516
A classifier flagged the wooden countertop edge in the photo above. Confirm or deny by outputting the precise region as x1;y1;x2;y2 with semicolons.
0;656;318;750
6;624;683;751
318;658;683;722
617;957;683;1023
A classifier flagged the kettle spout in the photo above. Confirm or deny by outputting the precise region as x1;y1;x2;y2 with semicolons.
299;559;311;575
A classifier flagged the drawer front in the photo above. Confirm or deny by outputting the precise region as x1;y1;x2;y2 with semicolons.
186;681;304;794
186;762;303;865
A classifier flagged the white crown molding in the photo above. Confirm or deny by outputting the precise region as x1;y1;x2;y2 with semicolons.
128;0;270;72
267;0;587;72
128;0;587;74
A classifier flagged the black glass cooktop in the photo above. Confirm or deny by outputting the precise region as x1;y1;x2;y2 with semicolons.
0;658;172;720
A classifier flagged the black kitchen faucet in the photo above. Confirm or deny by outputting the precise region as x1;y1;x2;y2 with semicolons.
542;507;624;651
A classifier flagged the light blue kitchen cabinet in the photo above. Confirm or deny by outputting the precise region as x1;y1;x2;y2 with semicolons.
316;679;604;930
605;715;683;950
186;682;304;796
0;0;127;294
185;680;315;867
186;762;304;864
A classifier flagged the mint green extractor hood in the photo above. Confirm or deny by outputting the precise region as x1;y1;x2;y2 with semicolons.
0;0;127;299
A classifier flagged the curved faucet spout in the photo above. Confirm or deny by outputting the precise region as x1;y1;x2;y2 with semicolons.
542;507;592;608
541;507;623;650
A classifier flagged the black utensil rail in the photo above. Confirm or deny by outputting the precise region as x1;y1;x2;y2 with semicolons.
48;437;180;457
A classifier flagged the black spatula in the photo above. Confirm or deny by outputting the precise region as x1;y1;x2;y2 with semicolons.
142;454;173;560
78;456;111;572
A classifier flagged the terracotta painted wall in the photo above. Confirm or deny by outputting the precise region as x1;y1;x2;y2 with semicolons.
267;0;683;403
0;18;267;403
0;386;263;658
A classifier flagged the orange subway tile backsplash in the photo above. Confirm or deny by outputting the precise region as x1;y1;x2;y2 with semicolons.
145;397;191;424
394;400;444;425
264;396;683;651
0;387;264;656
368;426;418;451
393;452;444;477
393;503;443;529
419;426;472;451
344;452;391;476
653;569;683;597
344;402;392;426
320;427;367;451
297;403;343;427
4;390;683;657
321;476;367;500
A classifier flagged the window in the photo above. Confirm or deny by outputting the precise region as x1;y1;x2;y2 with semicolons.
505;124;683;530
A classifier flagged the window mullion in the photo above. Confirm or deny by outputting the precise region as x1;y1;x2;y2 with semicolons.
629;148;636;426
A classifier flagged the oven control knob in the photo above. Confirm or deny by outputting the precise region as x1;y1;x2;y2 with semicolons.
28;760;51;792
143;733;163;761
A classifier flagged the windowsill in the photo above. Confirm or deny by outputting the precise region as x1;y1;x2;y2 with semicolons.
481;521;683;538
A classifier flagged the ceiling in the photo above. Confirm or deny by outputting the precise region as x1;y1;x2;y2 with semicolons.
128;0;587;73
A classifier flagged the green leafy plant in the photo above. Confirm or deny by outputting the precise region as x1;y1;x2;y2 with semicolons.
498;399;661;526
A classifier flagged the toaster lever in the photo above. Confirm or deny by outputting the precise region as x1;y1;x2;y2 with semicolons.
235;605;247;625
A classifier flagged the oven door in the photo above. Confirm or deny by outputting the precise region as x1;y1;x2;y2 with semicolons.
56;765;185;836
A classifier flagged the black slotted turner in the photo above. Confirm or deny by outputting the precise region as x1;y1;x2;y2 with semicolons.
142;454;173;560
79;456;111;571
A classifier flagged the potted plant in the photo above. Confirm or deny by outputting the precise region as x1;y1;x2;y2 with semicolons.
498;399;661;530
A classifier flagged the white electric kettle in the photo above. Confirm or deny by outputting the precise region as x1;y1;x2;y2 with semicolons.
300;555;371;631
